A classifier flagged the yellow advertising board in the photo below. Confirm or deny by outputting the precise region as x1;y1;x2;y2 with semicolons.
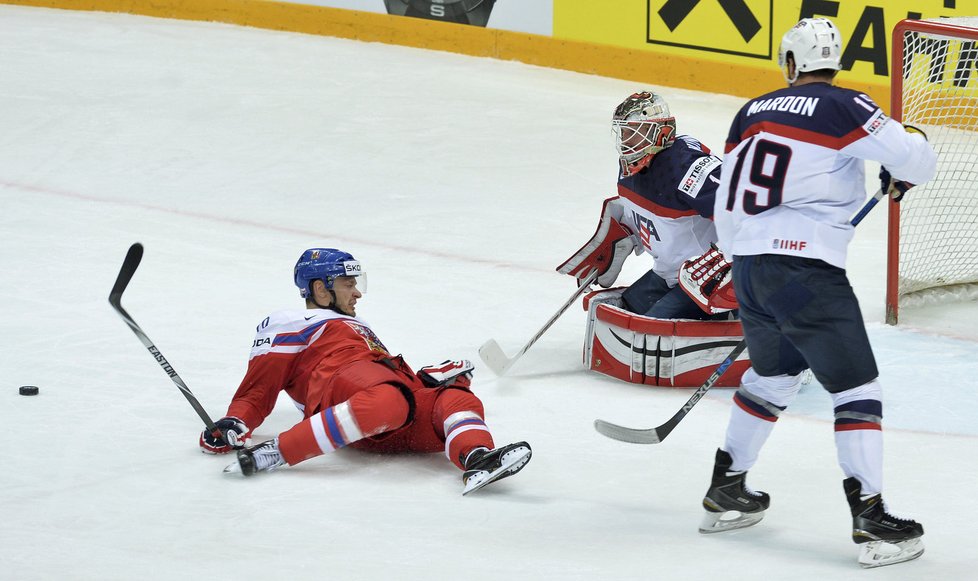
555;0;978;102
4;0;976;108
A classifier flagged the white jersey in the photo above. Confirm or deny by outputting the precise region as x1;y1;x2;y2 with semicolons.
715;82;936;268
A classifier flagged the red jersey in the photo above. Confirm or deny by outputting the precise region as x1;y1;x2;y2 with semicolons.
225;309;392;429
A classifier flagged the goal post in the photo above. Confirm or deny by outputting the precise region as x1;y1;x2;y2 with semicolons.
886;17;978;325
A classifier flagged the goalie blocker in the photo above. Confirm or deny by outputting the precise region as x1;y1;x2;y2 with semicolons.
583;288;749;387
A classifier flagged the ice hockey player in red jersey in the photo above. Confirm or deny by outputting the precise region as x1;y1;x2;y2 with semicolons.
201;248;531;495
700;17;935;568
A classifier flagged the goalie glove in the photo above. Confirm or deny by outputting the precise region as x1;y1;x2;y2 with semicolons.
678;245;738;314
418;359;475;389
556;196;637;288
880;124;929;203
199;416;250;454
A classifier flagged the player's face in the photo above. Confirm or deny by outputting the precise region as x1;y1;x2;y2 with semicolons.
619;122;654;153
330;276;362;316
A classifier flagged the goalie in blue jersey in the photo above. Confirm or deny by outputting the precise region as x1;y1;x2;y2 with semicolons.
557;91;737;320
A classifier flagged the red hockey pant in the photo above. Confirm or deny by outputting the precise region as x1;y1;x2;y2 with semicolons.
278;359;493;469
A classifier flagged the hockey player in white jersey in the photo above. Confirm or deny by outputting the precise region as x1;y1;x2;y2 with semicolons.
699;17;936;568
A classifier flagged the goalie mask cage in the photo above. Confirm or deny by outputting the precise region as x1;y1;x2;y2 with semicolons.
887;17;978;325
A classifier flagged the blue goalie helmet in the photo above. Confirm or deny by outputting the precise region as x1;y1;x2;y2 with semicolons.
294;248;365;298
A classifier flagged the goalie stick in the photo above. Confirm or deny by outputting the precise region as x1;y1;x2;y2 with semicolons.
479;269;598;376
109;243;231;447
594;190;883;444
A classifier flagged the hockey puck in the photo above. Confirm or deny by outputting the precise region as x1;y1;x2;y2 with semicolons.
19;385;39;396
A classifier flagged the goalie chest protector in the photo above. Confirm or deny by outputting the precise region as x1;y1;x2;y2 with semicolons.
583;289;749;387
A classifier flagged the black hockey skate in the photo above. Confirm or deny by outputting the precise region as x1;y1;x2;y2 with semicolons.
461;441;531;496
223;438;287;476
843;477;924;568
699;448;770;534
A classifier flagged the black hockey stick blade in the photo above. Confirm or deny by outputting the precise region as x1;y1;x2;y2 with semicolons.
109;242;143;310
108;243;229;446
594;340;748;444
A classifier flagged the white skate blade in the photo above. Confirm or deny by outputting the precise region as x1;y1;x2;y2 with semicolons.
462;446;531;496
858;538;924;568
699;509;765;534
222;460;243;474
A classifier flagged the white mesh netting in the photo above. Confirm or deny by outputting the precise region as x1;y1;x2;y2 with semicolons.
896;17;978;302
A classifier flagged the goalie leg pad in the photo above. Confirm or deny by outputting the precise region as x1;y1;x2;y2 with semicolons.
583;289;750;387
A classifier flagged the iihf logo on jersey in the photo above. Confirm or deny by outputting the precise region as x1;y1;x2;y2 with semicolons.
772;238;808;251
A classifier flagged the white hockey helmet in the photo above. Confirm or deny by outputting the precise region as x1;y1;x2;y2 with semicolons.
778;17;842;83
612;91;677;177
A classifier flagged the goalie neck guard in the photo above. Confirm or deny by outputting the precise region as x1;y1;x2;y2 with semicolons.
294;248;365;299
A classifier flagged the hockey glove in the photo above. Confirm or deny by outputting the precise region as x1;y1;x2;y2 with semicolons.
418;359;475;389
199;416;250;454
556;196;637;288
678;245;738;314
880;124;929;203
879;166;914;203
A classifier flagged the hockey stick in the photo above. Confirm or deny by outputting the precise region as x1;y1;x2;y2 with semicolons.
109;243;231;447
594;190;883;444
479;269;599;376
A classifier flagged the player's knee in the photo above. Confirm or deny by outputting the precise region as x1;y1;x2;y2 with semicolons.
829;379;882;407
350;384;413;433
740;367;803;408
829;379;883;429
433;387;485;420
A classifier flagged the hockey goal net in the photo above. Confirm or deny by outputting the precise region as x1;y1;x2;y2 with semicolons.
886;17;978;325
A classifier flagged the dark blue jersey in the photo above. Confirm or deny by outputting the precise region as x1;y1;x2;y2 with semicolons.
614;135;722;286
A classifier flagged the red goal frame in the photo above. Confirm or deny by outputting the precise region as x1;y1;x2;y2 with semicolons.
886;18;978;325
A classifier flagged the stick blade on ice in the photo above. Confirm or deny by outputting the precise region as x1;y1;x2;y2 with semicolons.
478;339;513;376
593;419;663;444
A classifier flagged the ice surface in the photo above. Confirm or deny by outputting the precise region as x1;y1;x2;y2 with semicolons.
2;6;976;580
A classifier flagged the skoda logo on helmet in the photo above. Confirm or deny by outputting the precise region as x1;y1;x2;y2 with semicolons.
344;261;362;275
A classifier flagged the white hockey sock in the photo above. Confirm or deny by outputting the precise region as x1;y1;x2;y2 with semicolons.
724;401;778;472
831;380;884;496
723;370;801;472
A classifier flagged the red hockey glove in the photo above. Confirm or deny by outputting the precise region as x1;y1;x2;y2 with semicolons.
199;416;250;454
418;359;475;389
556;196;636;288
678;245;738;314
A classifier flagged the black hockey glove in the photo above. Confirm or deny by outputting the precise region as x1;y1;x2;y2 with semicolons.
879;166;914;203
199;416;249;454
